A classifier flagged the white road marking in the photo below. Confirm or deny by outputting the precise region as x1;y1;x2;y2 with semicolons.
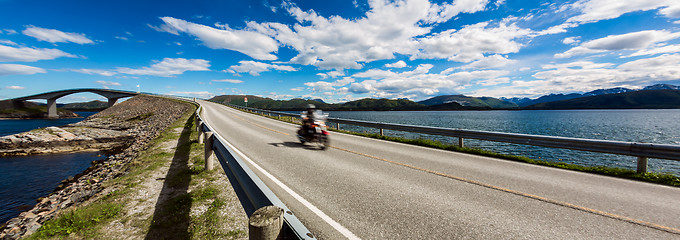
205;104;361;240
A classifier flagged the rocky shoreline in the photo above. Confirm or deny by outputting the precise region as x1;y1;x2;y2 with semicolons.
0;95;195;239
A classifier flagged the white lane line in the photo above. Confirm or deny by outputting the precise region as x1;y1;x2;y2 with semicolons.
212;110;361;240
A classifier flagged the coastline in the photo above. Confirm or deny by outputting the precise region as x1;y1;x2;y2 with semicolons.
0;95;195;239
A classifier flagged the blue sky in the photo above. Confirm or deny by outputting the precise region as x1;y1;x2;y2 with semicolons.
1;0;680;103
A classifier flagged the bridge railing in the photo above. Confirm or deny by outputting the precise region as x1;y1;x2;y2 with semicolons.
194;105;317;240
226;104;680;174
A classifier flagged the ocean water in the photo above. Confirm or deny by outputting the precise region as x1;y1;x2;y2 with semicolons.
0;152;106;224
323;109;680;176
0;111;102;224
0;112;98;137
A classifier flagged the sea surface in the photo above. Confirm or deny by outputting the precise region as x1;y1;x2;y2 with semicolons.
0;152;106;224
0;112;103;224
323;109;680;176
0;112;98;137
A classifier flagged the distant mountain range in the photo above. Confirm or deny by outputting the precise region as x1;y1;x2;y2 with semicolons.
502;84;680;107
209;83;680;111
62;100;108;110
418;95;518;108
524;89;680;109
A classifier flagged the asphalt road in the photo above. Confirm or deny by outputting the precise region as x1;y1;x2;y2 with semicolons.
199;100;680;239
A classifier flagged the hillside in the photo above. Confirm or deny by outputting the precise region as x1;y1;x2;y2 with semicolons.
250;98;331;110
524;89;680;109
209;95;269;106
63;100;108;110
503;84;678;107
337;98;425;111
418;95;518;108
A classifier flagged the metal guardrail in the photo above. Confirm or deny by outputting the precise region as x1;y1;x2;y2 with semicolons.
227;104;680;174
194;105;316;240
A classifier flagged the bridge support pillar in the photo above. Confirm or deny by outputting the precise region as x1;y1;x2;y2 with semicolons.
107;98;119;107
637;157;648;173
47;98;58;118
204;131;214;171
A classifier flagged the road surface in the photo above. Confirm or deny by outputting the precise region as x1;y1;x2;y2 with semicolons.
199;100;680;239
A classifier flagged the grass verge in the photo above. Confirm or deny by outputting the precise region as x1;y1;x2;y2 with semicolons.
28;103;247;239
231;104;680;187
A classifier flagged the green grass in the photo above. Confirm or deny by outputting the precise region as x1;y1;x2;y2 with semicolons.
234;105;680;187
126;112;154;122
29;202;122;239
28;103;199;239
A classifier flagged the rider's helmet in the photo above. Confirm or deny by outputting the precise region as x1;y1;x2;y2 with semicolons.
306;104;316;118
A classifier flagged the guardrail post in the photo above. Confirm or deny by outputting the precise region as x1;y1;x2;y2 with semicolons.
336;123;340;130
204;131;214;171
637;157;648;173
195;117;202;133
380;128;384;136
458;138;464;148
198;123;205;144
249;205;284;240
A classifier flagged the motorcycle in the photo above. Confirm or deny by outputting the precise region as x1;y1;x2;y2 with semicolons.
297;111;330;150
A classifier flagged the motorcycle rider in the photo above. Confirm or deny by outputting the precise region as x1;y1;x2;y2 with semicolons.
299;104;317;137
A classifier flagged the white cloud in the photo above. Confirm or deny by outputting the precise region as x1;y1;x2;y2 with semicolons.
626;44;680;57
290;87;304;91
252;0;492;71
413;20;532;62
212;79;244;83
348;63;509;99
659;4;680;18
0;45;76;62
226;60;296;76
562;37;580;45
0;40;18;46
457;54;515;69
5;85;25;90
116;58;210;77
477;77;510;86
385;60;408;68
153;17;279;60
3;29;18;35
304;77;356;92
329;70;346;78
425;0;491;23
22;26;94;44
168;91;215;98
566;0;680;24
556;30;680;58
95;81;121;87
72;68;117;76
510;54;680;97
0;64;46;76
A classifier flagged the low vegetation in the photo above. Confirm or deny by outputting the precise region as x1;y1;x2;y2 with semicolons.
28;104;247;239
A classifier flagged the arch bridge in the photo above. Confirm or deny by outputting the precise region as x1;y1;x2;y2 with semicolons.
12;88;139;118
